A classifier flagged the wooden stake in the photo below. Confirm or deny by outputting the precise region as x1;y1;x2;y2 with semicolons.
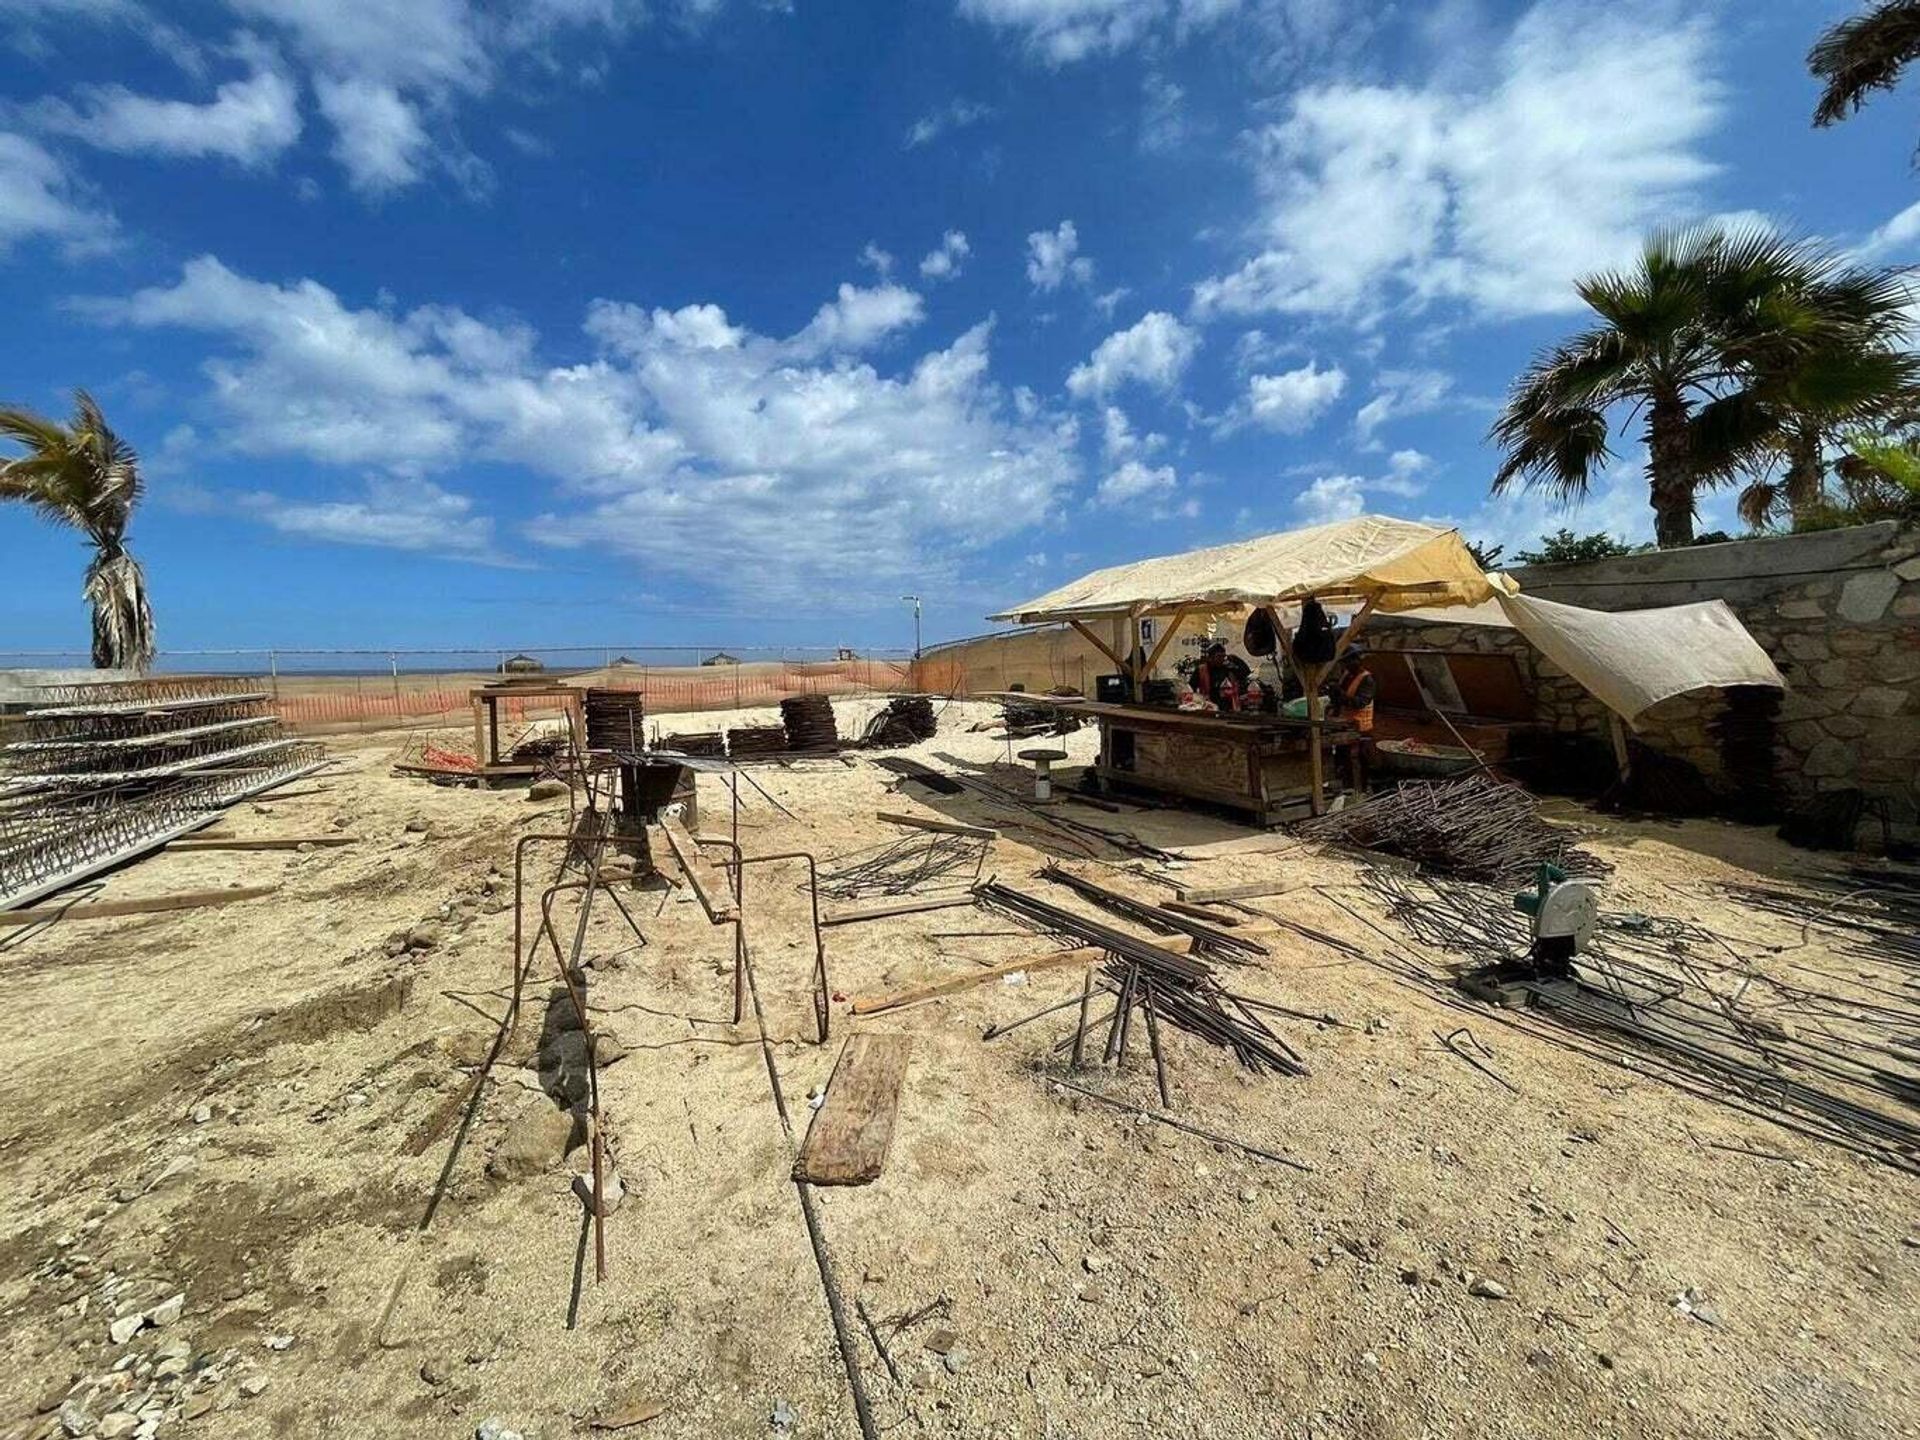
166;835;358;852
1;885;280;927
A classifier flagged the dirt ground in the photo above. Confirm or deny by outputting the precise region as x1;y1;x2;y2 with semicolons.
0;697;1915;1440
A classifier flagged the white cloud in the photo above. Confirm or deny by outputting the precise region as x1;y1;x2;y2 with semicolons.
1244;360;1345;433
1097;457;1177;506
1101;403;1166;463
955;0;1233;64
1353;368;1452;446
905;97;993;147
0;131;114;254
312;75;429;194
238;474;502;558
83;256;1078;602
1857;200;1920;264
919;230;971;281
1291;448;1429;525
1066;311;1199;399
1140;72;1187;153
860;241;894;277
31;44;300;167
789;282;925;355
1026;219;1094;291
1192;0;1722;323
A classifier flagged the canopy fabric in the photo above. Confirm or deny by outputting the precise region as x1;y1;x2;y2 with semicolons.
990;515;1516;623
1494;594;1786;725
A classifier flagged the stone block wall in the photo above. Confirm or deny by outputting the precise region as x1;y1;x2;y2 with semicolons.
1370;521;1919;834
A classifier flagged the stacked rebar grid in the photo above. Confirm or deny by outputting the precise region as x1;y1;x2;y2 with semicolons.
0;677;325;910
779;695;840;751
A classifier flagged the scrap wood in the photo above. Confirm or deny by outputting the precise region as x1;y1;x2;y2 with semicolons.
851;946;1104;1015
166;834;357;852
792;1034;912;1186
589;1400;666;1431
1161;898;1246;926
822;892;977;927
1038;862;1269;961
875;810;998;840
0;884;279;927
1177;879;1306;905
657;815;737;924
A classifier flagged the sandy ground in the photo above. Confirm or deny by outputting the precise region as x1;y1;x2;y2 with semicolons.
0;696;1915;1440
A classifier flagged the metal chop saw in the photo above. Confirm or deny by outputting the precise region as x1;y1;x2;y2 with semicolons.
1460;863;1600;1005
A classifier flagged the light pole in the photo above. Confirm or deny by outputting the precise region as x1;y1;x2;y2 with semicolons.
900;595;922;659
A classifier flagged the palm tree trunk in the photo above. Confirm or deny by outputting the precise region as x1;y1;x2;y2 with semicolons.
1784;425;1825;528
1646;394;1695;547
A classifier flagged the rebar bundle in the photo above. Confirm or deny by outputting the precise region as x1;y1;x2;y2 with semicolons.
860;696;937;749
819;832;987;900
663;731;725;757
1002;697;1081;738
584;688;646;752
1037;861;1267;962
1294;775;1605;886
1351;866;1920;1173
780;695;840;751
725;725;789;759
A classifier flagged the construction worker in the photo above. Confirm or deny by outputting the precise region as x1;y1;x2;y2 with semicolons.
1193;641;1252;712
1325;644;1376;734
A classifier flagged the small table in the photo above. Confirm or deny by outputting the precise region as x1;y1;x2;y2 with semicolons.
469;681;586;787
1017;747;1069;801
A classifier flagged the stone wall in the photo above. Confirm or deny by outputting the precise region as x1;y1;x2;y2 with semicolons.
1371;521;1919;834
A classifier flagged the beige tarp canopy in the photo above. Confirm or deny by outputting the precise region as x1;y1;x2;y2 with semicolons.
990;515;1516;624
1394;594;1786;725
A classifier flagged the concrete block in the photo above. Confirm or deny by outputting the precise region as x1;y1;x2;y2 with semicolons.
1838;571;1901;624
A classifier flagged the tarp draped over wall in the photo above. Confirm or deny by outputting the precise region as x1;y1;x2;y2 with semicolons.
1492;594;1786;727
991;515;1516;623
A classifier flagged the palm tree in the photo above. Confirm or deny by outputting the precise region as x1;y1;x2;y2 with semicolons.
1491;227;1834;547
0;391;156;670
1811;2;1920;137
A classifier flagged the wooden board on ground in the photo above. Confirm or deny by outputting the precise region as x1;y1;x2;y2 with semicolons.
874;810;999;840
821;892;976;927
1;884;280;927
1164;834;1305;861
851;945;1103;1015
657;816;737;924
792;1034;913;1186
1176;879;1306;905
167;835;357;852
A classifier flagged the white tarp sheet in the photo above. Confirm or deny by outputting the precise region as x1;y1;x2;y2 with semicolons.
1494;594;1786;725
991;515;1515;622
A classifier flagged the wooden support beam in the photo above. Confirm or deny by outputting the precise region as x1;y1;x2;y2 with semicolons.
1176;879;1306;905
850;946;1104;1015
167;835;358;852
1;885;280;927
875;811;999;840
658;816;738;924
1067;618;1127;673
822;892;977;927
792;1034;913;1186
1142;603;1191;679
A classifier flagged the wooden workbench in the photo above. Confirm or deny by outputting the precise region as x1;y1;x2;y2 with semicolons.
1069;701;1360;825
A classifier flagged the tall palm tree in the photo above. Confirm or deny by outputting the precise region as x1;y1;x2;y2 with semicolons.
1490;227;1834;547
1811;2;1920;137
0;391;156;670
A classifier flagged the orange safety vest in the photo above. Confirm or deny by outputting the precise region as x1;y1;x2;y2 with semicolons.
1341;667;1374;733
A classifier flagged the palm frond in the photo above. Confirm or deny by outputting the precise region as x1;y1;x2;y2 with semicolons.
1810;0;1920;127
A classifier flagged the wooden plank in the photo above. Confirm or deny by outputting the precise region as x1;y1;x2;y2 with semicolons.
875;810;999;840
850;946;1104;1015
792;1034;913;1186
658;816;737;924
821;892;976;928
1161;898;1245;926
1176;879;1307;905
1;885;281;927
166;835;358;852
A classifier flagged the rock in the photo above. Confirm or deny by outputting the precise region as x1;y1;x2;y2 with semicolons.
1077;1283;1107;1304
239;1377;270;1399
145;1294;184;1328
1467;1277;1509;1300
420;1359;450;1387
96;1415;138;1439
770;1398;796;1434
1398;1266;1424;1286
58;1400;92;1437
1238;1188;1257;1204
571;1168;625;1217
263;1333;293;1351
1838;571;1900;624
406;922;442;952
476;1420;525;1440
383;936;409;958
152;1357;188;1381
110;1312;146;1344
944;1348;971;1374
404;818;429;833
189;1104;213;1126
527;779;570;801
1082;1253;1107;1274
180;1395;215;1421
923;1328;958;1355
487;1101;578;1179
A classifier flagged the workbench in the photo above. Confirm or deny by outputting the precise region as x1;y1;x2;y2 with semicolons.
1071;701;1360;825
469;681;586;786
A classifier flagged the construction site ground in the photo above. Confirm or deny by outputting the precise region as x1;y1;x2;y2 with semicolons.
0;698;1914;1440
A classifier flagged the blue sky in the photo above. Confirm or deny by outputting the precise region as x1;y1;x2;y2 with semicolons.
0;0;1912;657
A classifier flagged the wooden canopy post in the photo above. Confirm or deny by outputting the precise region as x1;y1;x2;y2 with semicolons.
1140;603;1192;688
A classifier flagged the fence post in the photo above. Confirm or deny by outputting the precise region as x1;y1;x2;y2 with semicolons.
390;653;402;718
268;649;279;705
